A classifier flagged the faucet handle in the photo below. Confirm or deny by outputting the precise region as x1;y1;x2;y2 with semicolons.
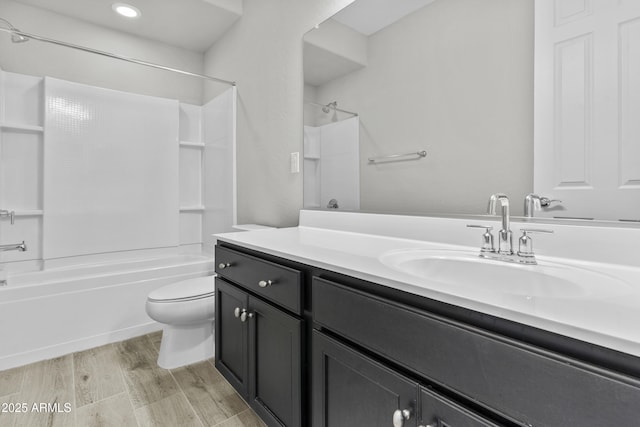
467;224;495;253
539;197;562;208
520;228;554;234
518;228;554;260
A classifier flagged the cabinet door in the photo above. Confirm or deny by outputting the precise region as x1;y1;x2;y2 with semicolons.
312;331;418;427
215;278;249;397
248;296;302;427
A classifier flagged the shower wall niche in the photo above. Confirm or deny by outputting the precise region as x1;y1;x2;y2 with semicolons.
0;69;235;271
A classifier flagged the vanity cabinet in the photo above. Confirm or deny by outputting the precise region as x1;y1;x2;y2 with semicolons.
215;246;303;427
312;331;500;427
312;277;640;427
312;331;418;427
215;242;640;427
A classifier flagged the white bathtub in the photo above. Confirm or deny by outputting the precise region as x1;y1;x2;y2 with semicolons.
0;252;214;371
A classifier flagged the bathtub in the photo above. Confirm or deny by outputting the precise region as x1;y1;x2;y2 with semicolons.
0;251;214;371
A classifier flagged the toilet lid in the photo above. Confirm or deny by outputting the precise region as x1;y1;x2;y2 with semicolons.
148;276;215;302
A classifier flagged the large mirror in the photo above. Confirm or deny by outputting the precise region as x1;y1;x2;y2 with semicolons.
303;0;640;222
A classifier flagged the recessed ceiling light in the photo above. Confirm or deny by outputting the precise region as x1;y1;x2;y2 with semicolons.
112;3;141;19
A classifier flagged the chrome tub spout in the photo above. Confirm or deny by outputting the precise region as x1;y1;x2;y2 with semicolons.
0;241;27;252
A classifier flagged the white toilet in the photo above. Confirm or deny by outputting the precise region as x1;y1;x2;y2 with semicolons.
146;225;273;369
145;275;215;369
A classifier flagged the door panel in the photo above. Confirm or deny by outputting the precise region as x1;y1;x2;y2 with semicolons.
535;0;640;220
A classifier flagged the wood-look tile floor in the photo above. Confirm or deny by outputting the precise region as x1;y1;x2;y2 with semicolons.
0;332;266;427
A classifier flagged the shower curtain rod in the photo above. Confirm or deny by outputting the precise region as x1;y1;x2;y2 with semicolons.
305;101;358;117
0;27;236;86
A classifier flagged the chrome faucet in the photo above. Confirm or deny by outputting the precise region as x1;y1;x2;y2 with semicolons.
468;193;554;264
524;193;562;217
523;194;541;217
487;193;513;255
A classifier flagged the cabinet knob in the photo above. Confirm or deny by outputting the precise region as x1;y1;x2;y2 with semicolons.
392;409;411;427
258;279;274;288
218;262;231;269
240;311;254;322
234;307;253;322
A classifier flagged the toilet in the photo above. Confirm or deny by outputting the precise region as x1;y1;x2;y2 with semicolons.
145;276;215;369
146;224;273;369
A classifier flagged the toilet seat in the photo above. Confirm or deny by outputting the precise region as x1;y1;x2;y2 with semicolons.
147;276;215;303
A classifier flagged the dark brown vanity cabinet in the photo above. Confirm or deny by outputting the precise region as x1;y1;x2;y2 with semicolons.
215;246;303;427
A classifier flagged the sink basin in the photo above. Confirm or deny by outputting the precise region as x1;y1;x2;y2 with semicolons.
379;249;628;299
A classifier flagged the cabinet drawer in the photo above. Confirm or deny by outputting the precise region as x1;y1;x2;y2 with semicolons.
216;246;302;314
312;277;640;427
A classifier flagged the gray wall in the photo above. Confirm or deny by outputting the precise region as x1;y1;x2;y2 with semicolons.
204;0;356;227
316;0;534;216
0;0;204;104
207;0;533;226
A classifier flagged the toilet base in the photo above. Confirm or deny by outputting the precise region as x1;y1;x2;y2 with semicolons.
156;321;214;369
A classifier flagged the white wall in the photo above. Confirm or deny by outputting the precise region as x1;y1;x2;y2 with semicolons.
43;77;180;259
202;87;236;249
0;0;204;105
316;0;534;215
204;0;356;227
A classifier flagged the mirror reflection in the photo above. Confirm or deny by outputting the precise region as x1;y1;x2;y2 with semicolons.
303;0;640;222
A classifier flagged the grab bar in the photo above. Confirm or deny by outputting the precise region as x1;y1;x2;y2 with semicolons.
368;150;427;164
0;241;27;252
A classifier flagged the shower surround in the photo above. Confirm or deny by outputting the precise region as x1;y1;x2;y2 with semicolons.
0;70;235;370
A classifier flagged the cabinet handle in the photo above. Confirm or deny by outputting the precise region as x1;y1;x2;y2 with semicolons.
218;262;231;269
240;311;254;322
392;409;411;427
234;307;241;318
418;424;438;427
258;279;274;288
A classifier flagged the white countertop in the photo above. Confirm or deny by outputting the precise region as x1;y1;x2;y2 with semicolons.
216;211;640;358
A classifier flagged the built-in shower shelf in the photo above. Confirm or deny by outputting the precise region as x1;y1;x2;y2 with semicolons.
180;206;205;212
179;141;205;148
1;123;44;133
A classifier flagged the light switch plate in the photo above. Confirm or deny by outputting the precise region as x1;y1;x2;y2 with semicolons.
290;152;300;173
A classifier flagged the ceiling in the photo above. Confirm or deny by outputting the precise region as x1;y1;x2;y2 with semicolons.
304;0;436;86
11;0;242;52
332;0;435;36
